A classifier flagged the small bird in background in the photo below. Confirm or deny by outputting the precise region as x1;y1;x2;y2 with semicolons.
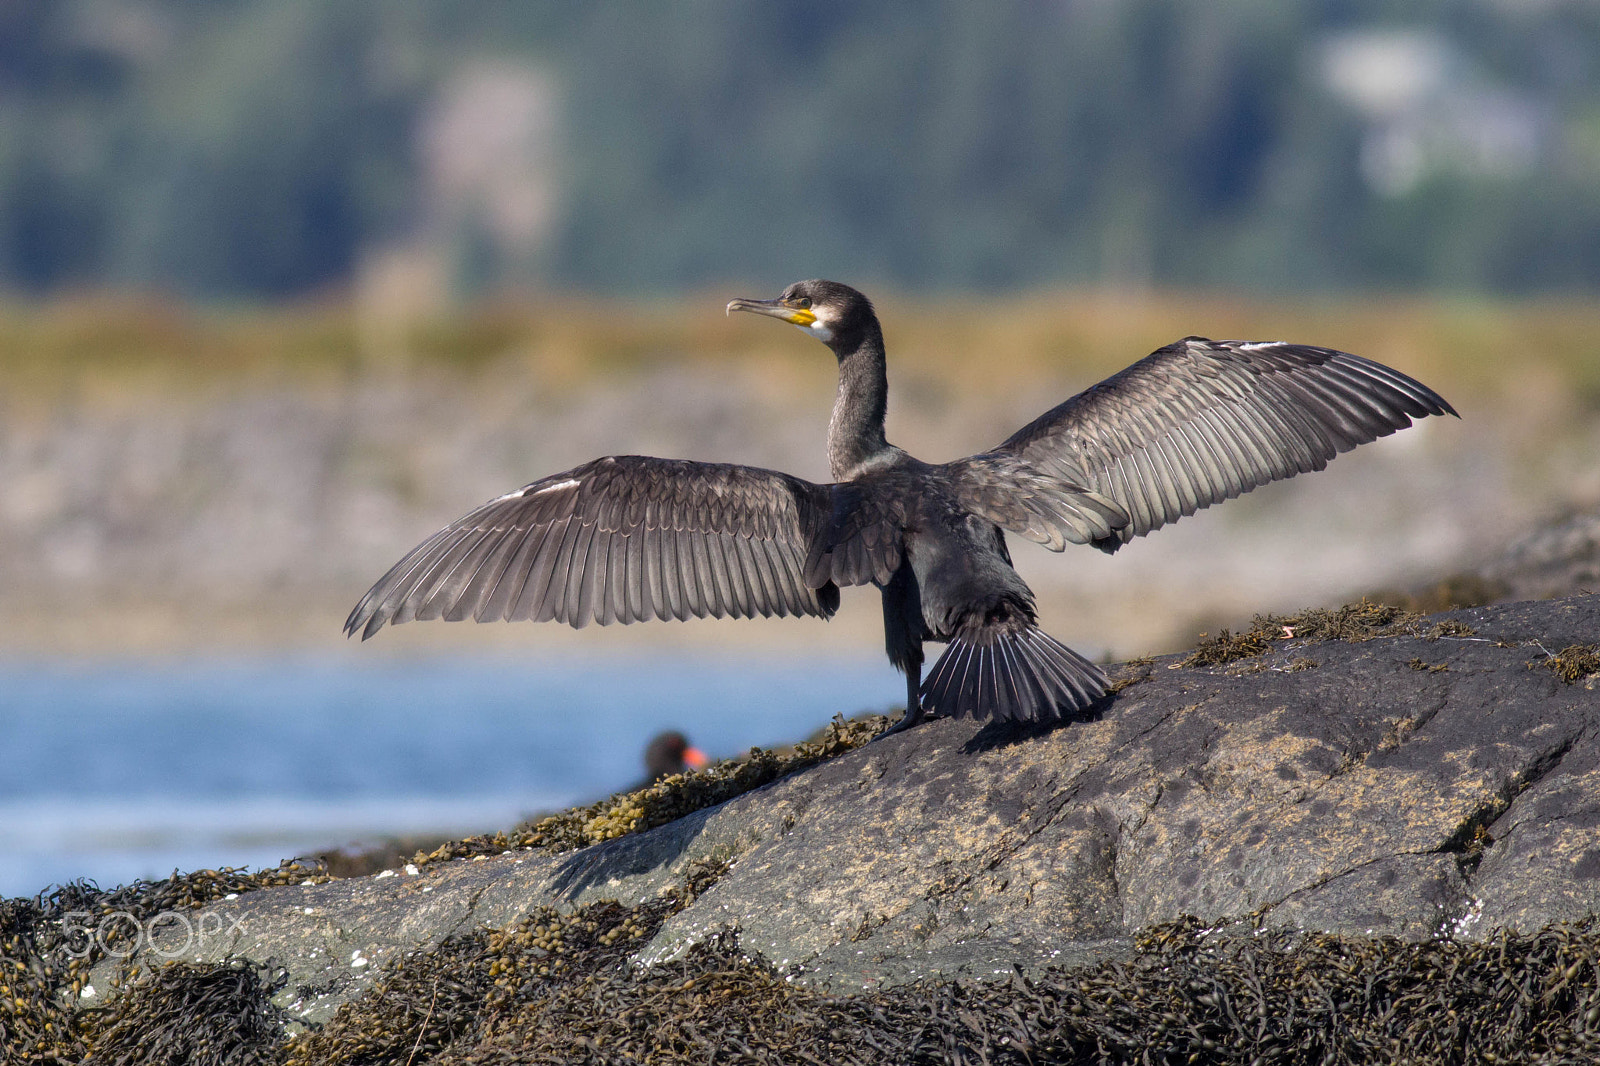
643;730;709;784
347;280;1455;736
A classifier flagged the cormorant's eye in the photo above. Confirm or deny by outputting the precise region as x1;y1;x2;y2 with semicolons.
792;297;812;310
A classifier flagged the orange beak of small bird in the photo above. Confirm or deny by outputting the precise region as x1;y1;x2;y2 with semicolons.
683;746;709;770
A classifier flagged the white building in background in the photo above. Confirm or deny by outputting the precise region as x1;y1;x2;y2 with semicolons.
1320;28;1548;197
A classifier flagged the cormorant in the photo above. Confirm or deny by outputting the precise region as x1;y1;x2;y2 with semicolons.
346;280;1456;735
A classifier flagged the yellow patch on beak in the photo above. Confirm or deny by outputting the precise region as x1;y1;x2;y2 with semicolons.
786;307;817;327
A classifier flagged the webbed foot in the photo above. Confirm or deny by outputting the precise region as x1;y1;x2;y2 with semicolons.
874;703;926;739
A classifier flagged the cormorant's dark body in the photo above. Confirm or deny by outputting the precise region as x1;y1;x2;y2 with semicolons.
837;458;1103;729
347;280;1457;734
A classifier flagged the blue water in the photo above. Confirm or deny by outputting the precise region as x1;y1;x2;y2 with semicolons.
0;653;901;899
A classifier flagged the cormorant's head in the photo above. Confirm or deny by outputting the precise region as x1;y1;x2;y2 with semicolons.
726;279;875;351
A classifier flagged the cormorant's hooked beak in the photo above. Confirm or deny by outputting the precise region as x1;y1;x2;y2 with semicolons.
726;297;817;328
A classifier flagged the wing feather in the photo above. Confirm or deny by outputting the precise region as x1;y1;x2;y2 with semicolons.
660;527;687;621
744;536;772;616
535;517;580;622
346;456;839;637
1159;428;1205;515
596;531;622;627
742;536;778;617
691;530;722;617
766;540;802;615
566;519;601;628
444;523;522;622
378;529;471;630
413;531;486;621
494;521;548;622
723;534;749;617
676;529;705;618
531;520;577;623
610;530;633;624
641;526;665;621
734;535;761;618
624;526;646;622
512;521;563;617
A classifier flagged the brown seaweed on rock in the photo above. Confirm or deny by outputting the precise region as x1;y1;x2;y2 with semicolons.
412;711;889;866
281;907;1600;1065
2;864;328;1066
278;911;1600;1066
1181;597;1453;668
10;769;1600;1064
1530;643;1600;684
80;960;287;1066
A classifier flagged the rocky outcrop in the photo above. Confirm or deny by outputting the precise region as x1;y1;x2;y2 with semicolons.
1483;506;1600;603
84;596;1599;1028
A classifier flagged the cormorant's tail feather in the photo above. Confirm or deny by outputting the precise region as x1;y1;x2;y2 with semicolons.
920;627;1108;722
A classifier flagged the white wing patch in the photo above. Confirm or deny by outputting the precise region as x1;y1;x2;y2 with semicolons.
518;478;581;499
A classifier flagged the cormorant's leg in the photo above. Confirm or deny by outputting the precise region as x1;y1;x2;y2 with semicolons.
876;570;926;739
877;657;926;738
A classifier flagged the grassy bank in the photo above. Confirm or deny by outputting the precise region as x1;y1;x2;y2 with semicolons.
3;288;1597;405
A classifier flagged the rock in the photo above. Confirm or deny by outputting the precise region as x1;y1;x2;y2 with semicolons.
84;595;1600;1027
1484;506;1600;603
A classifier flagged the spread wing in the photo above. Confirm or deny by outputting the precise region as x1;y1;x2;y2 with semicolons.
346;455;840;639
951;337;1456;553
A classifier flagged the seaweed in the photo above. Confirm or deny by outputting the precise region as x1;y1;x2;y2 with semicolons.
10;780;1600;1064
286;909;1600;1065
80;961;287;1066
282;857;731;1066
1104;657;1155;695
1183;598;1434;668
1182;626;1276;667
2;895;88;1064
1529;644;1600;684
1;861;328;1066
412;712;887;867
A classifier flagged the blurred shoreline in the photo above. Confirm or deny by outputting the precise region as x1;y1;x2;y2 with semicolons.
2;290;1595;661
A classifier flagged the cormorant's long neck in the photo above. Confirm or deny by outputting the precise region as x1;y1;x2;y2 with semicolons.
828;321;893;481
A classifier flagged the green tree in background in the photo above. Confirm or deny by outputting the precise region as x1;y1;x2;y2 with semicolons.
0;0;1597;297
